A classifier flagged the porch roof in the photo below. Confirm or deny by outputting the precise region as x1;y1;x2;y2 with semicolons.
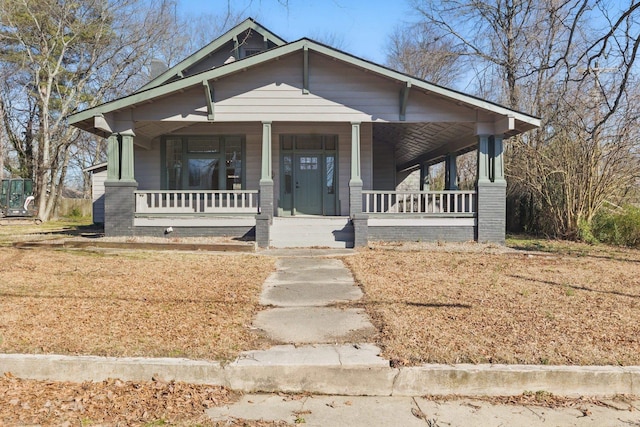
69;32;540;169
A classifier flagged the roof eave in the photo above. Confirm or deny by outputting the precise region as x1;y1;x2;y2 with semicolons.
69;38;541;133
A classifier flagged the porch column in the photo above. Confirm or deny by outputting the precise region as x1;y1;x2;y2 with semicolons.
477;135;490;183
444;153;458;190
104;132;138;237
420;163;430;191
349;121;368;247
476;134;506;244
349;122;363;215
257;121;274;248
120;131;136;182
106;134;120;181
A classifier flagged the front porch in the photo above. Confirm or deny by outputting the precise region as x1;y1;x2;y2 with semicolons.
128;185;480;248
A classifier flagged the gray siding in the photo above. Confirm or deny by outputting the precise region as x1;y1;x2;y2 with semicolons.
127;51;480;125
134;145;160;190
210;52;404;123
133;226;255;239
372;139;395;190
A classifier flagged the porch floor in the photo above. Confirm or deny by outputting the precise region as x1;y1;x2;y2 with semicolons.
270;216;354;249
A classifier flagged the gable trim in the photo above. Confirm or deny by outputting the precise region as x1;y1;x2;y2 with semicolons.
139;18;287;91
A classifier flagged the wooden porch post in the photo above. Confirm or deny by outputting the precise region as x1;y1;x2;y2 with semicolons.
120;130;136;182
477;135;491;184
259;121;274;215
106;134;120;182
420;163;430;191
349;122;363;215
104;130;137;237
445;153;458;190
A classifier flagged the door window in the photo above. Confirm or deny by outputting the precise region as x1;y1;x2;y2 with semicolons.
299;156;319;170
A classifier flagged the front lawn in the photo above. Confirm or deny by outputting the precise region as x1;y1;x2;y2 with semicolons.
344;240;640;366
0;247;275;361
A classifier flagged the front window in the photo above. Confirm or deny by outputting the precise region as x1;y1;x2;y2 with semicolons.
163;136;244;190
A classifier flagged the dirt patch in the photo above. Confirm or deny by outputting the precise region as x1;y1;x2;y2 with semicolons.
0;248;275;361
344;241;640;366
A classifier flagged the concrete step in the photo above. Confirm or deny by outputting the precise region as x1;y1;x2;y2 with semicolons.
270;217;354;248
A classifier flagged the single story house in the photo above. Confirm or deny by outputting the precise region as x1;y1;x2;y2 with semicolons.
70;18;540;248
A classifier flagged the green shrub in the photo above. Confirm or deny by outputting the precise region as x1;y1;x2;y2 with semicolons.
68;207;83;218
577;218;598;244
592;205;640;247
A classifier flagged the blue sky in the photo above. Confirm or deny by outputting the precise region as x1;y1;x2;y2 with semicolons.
177;0;416;64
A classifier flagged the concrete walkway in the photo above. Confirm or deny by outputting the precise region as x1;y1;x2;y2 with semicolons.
253;256;376;344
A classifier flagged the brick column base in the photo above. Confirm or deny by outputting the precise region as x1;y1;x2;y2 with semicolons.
104;181;138;237
476;180;507;244
255;213;271;248
259;180;274;218
351;213;368;247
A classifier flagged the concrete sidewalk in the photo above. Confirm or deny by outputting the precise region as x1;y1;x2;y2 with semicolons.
207;393;640;427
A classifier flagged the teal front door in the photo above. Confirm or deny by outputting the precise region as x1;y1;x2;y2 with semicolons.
294;154;323;215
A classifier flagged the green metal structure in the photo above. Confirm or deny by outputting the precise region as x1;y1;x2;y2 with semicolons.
0;178;38;221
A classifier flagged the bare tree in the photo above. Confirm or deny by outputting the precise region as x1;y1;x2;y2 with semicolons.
386;22;463;86
0;0;178;220
409;0;640;238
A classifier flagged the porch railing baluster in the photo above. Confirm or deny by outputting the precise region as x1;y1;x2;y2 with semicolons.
361;190;476;215
134;190;260;214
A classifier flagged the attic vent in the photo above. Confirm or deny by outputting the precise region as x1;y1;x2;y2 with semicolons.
243;48;263;58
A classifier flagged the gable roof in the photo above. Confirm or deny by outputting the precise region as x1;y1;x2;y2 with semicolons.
69;36;540;134
83;162;108;173
139;18;287;91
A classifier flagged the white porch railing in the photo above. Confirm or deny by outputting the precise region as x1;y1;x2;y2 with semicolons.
362;190;476;214
135;190;259;214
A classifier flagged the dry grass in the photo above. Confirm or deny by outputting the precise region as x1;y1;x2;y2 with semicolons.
344;241;640;366
0;374;233;426
0;247;275;361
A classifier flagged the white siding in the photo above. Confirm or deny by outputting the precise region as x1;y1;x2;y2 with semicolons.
91;169;107;224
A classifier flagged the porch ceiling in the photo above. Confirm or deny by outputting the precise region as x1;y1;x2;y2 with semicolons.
373;122;476;171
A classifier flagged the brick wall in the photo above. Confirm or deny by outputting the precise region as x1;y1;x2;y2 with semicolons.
368;225;475;242
476;181;507;243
